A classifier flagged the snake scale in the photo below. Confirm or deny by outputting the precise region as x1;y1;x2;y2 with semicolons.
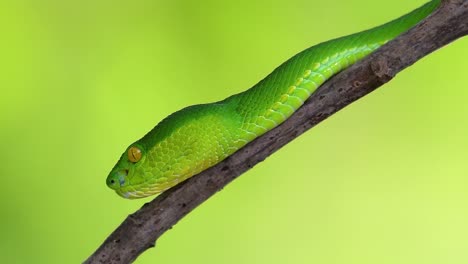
107;0;440;199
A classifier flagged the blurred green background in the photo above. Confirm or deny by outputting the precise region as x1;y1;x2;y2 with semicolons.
1;0;467;263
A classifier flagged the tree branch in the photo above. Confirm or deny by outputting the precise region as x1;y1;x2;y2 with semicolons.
85;1;468;263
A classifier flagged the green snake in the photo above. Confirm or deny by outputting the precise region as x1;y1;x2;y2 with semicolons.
107;0;440;199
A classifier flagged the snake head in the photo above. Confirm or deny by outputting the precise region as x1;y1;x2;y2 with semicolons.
106;143;149;199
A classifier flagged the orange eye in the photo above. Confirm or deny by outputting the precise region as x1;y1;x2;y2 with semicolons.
128;146;142;162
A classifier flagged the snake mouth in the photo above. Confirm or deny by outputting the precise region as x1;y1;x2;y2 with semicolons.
115;187;161;199
116;189;144;199
114;178;182;199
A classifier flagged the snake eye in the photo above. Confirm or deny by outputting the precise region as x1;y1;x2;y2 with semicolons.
128;146;142;163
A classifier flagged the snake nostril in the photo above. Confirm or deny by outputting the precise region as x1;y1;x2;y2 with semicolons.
110;179;115;184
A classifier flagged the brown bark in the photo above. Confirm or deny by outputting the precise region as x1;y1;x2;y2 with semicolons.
85;1;468;263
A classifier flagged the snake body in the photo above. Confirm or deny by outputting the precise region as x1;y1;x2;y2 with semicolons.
107;1;440;199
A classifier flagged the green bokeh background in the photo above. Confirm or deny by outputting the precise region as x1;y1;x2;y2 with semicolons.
1;0;467;263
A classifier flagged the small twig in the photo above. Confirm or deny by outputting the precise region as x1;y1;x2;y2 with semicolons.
85;1;468;263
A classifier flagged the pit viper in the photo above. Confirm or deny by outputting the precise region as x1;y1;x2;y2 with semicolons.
107;0;440;199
